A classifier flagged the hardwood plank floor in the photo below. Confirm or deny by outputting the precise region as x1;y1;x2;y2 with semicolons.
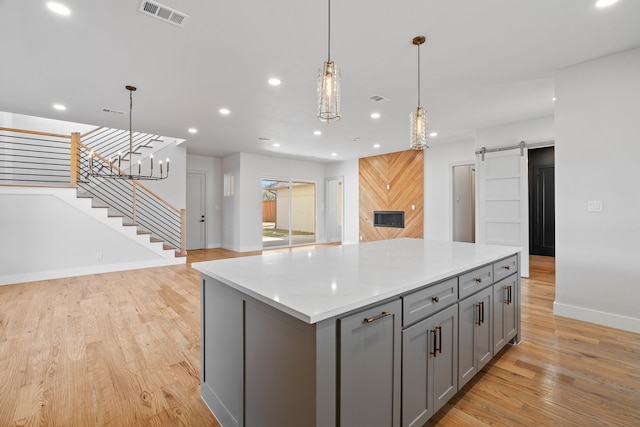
0;252;638;426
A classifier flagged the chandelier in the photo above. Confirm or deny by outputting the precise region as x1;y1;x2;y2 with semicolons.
410;36;428;150
89;85;169;180
317;0;341;122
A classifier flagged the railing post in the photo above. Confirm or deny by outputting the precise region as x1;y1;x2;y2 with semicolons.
132;181;138;224
70;132;81;187
180;208;187;256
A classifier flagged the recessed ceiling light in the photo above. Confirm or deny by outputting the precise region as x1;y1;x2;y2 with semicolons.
273;143;280;147
595;0;619;7
370;112;381;119
47;2;70;16
188;128;197;134
331;152;337;157
314;130;322;136
429;132;438;137
53;104;66;111
268;78;281;86
219;108;230;115
553;97;557;102
373;144;381;148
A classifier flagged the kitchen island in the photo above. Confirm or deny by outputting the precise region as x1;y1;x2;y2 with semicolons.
192;238;521;427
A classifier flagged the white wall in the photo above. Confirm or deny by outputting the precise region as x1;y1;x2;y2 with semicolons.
554;48;640;333
0;187;183;285
475;115;554;149
221;153;326;252
325;159;359;244
187;154;223;248
222;153;241;251
140;142;187;210
0;111;97;134
424;139;475;241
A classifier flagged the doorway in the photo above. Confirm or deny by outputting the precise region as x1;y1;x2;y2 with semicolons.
528;147;555;256
325;177;343;243
452;164;475;243
262;178;316;248
186;172;206;250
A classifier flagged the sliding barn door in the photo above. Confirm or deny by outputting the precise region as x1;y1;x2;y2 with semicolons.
476;149;529;277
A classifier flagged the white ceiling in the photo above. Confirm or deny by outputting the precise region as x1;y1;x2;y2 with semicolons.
1;0;639;162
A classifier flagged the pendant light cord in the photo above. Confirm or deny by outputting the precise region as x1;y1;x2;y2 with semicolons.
327;0;331;61
129;88;134;155
417;42;421;106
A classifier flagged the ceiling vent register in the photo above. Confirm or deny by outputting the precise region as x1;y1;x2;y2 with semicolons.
139;0;189;27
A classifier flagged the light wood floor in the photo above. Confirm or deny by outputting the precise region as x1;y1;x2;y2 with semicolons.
0;251;638;426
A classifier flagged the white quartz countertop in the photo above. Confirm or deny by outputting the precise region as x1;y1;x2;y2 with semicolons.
192;238;520;324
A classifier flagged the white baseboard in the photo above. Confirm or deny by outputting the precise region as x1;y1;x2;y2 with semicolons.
0;257;185;286
553;301;640;334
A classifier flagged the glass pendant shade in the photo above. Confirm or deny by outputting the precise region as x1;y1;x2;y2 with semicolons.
410;106;428;150
317;60;341;122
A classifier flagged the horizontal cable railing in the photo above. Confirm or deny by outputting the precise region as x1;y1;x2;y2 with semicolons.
0;127;73;186
1;126;185;255
82;126;162;163
77;138;185;254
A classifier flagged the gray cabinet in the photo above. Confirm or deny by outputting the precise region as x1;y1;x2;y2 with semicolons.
402;304;458;427
493;274;518;354
339;299;402;427
458;286;493;389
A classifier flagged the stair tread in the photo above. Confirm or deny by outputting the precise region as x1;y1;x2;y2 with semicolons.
136;229;151;234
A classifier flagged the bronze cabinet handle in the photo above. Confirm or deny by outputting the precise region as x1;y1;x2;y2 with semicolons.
363;311;391;324
432;296;440;303
430;328;438;356
475;278;482;283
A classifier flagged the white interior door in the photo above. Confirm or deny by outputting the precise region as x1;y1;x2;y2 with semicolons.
186;172;206;250
476;149;529;277
325;177;343;243
453;164;475;243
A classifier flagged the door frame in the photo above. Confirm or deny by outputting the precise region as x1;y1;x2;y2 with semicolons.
325;176;344;244
450;161;476;243
262;176;318;249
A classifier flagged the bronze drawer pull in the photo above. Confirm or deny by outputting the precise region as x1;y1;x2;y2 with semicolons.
364;311;391;324
475;278;482;283
432;296;440;303
430;328;438;356
504;265;511;270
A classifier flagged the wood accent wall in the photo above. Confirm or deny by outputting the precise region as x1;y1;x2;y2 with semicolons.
359;150;424;242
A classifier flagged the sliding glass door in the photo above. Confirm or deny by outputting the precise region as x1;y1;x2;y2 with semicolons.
262;178;316;248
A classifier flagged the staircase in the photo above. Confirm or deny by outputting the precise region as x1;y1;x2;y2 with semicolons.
0;125;186;285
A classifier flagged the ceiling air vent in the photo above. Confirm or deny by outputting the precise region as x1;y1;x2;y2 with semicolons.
102;108;126;115
139;0;189;27
369;94;391;104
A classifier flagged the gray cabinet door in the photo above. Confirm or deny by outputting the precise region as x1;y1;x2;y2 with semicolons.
340;299;401;427
493;274;518;355
402;304;458;427
458;287;493;389
430;305;458;414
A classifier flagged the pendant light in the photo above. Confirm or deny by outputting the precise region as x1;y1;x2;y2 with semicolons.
317;0;341;122
410;36;428;150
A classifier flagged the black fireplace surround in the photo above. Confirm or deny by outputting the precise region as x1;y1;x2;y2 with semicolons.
373;211;405;228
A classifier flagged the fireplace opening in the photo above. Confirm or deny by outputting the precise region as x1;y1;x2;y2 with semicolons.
373;211;405;228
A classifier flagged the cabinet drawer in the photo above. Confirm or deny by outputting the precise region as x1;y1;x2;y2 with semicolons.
402;278;458;326
493;255;518;282
459;265;493;299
